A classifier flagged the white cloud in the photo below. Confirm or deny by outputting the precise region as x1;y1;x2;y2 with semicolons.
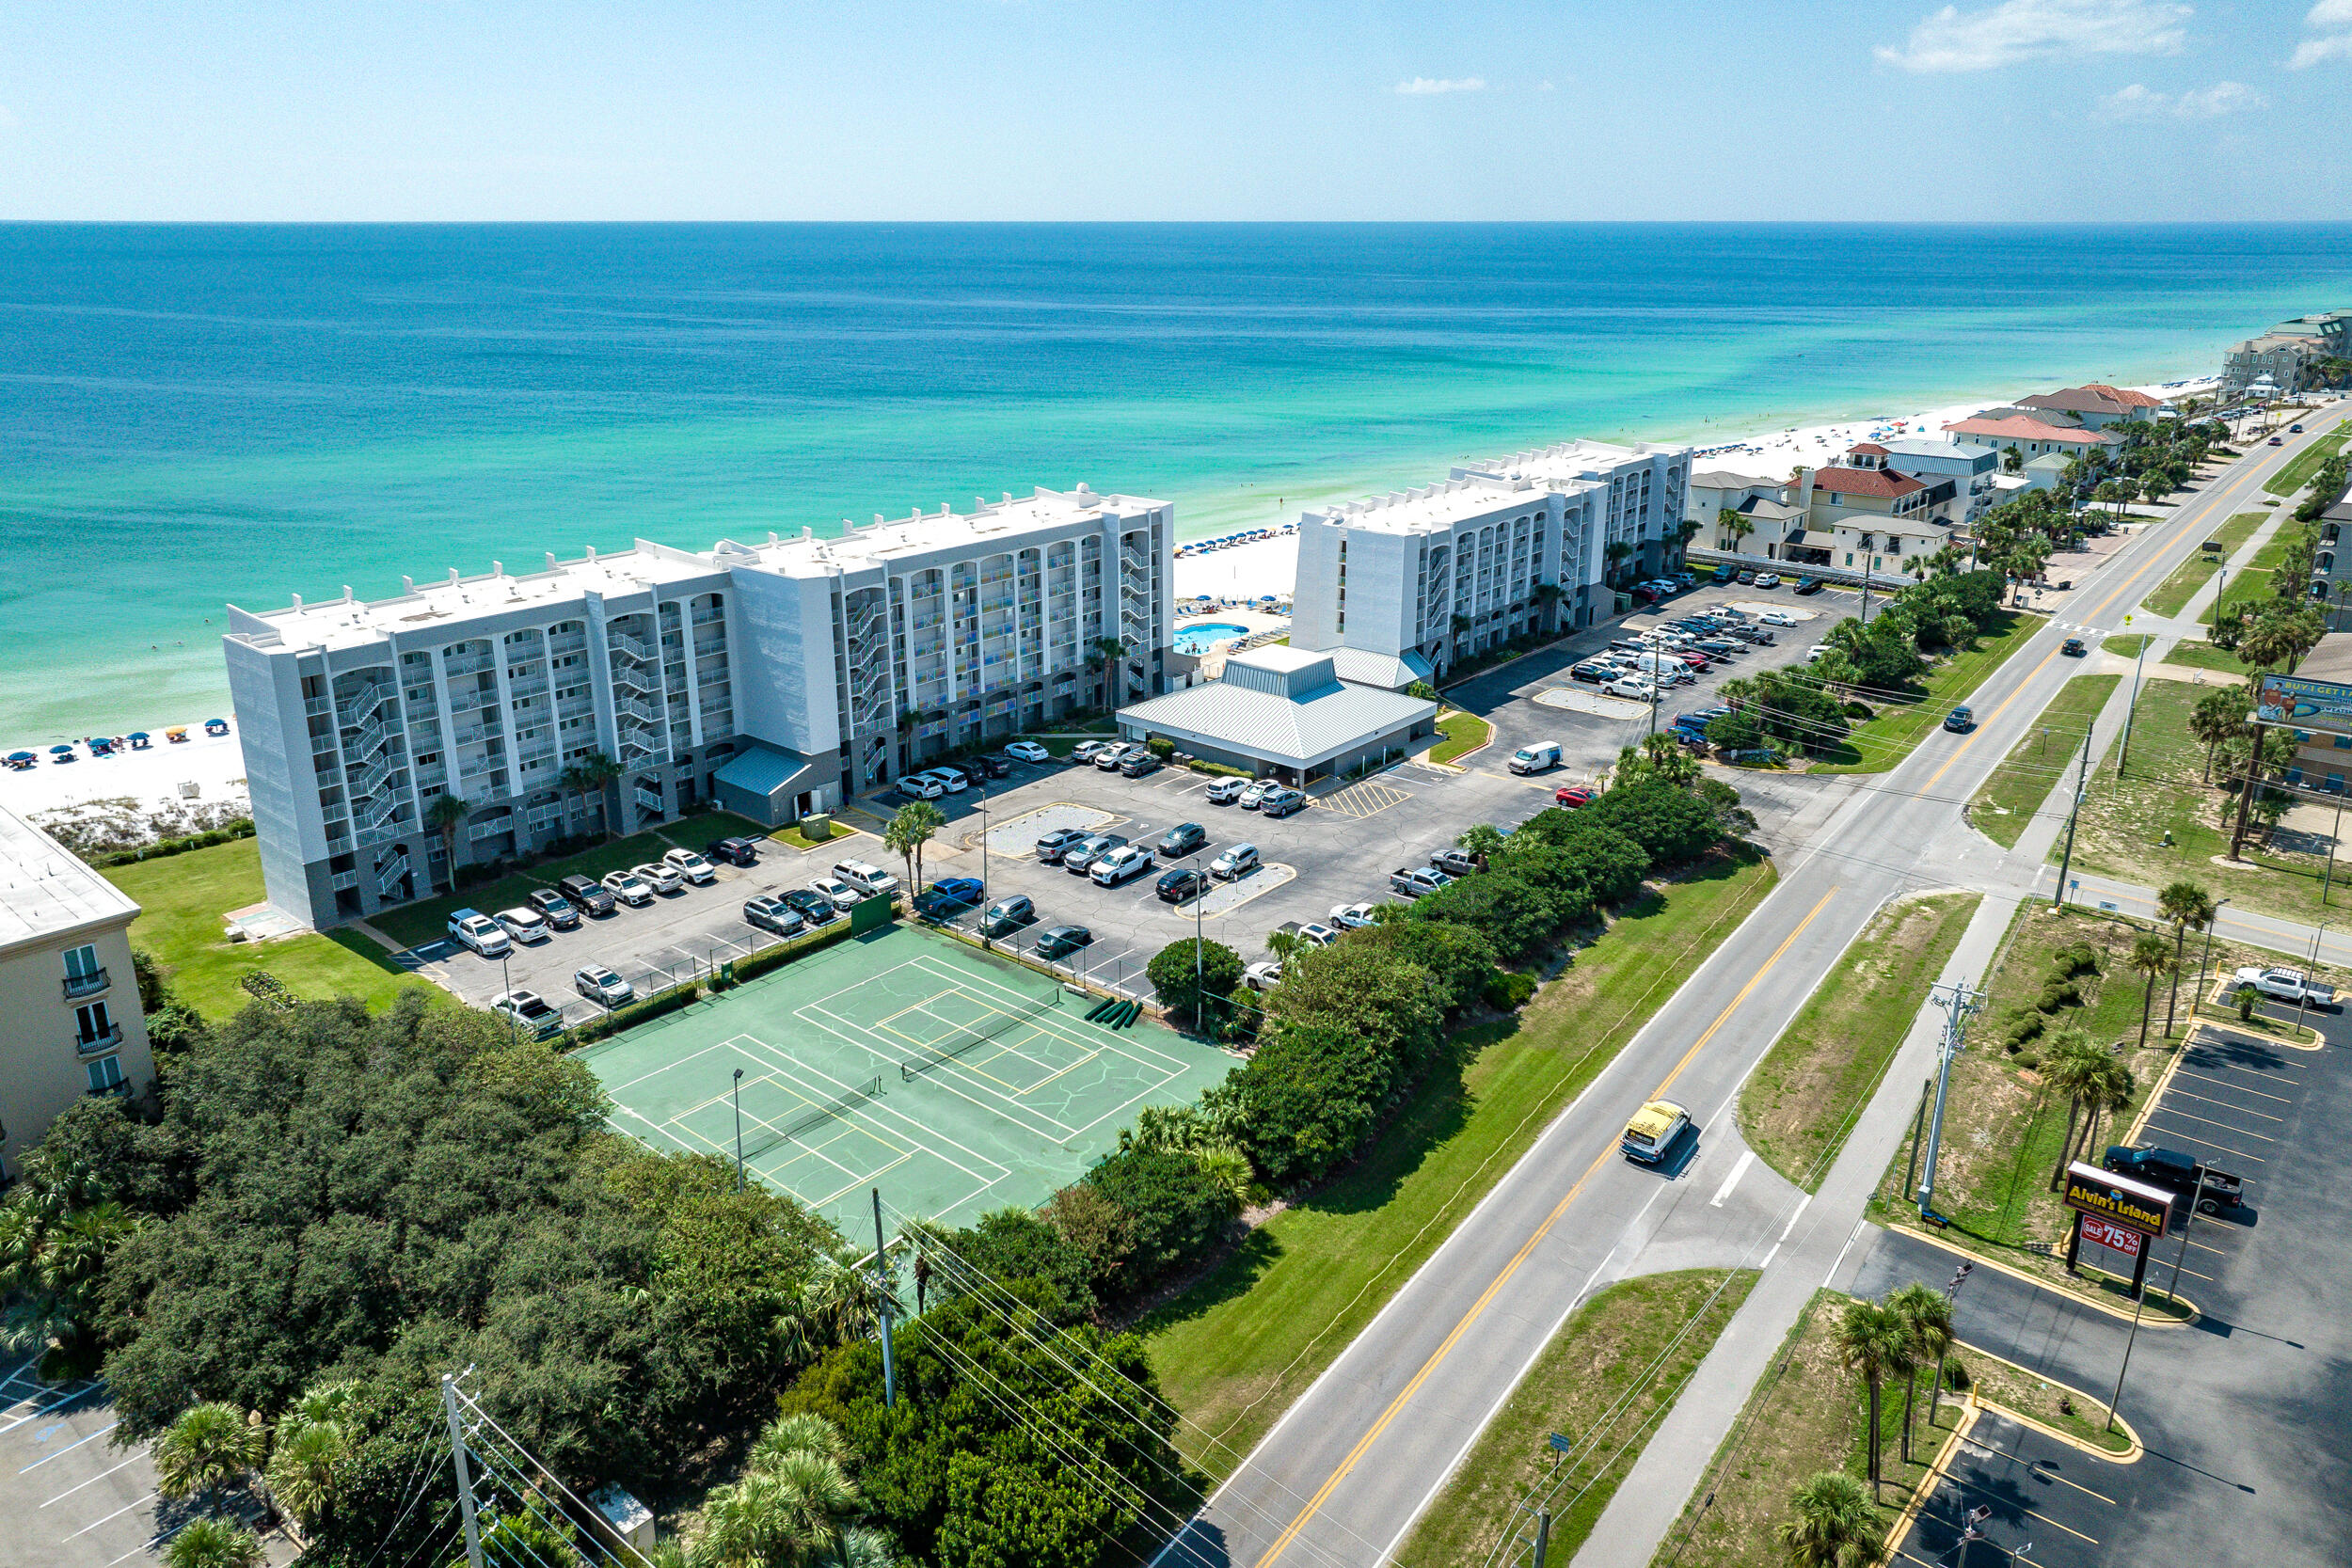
2096;79;2265;119
2291;0;2352;66
1876;0;2190;73
1394;76;1487;96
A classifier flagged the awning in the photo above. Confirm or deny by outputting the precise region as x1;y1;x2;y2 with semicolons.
714;747;816;803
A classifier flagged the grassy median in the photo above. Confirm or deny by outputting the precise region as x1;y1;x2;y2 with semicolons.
104;837;437;1021
1395;1269;1757;1568
1966;673;2122;849
2262;419;2351;497
1430;708;1495;766
2139;510;2266;618
1809;610;2042;777
1739;893;1979;1192
1144;845;1779;1479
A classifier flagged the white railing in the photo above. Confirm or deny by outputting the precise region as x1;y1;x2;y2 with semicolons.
356;819;404;850
375;850;409;897
358;789;403;834
343;713;391;760
634;787;664;813
348;750;395;800
442;652;493;678
506;674;548;700
305;694;335;717
613;695;660;725
608;631;653;663
330;870;360;892
609;662;655;696
468;816;515;842
691;607;724;626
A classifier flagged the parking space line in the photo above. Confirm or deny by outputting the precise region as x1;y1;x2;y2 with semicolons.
2172;1068;2296;1103
1944;1474;2101;1544
2148;1106;2277;1142
2139;1120;2268;1164
63;1489;157;1541
2185;1058;2300;1087
2160;1086;2287;1122
1955;1430;2120;1505
18;1420;118;1472
41;1450;147;1506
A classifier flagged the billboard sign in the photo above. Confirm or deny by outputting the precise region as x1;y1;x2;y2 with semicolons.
2078;1212;2145;1259
2063;1162;2171;1236
2255;673;2352;738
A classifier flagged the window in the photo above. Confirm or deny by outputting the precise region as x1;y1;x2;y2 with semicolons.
64;943;101;980
75;1000;114;1044
87;1055;125;1093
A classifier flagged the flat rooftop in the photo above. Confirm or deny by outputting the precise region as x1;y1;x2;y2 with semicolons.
1303;473;1556;535
713;485;1165;578
1463;436;1689;488
0;805;141;955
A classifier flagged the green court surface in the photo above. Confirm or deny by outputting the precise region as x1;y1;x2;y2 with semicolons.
576;922;1232;1233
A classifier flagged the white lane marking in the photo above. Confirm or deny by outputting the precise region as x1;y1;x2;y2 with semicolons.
1779;1193;1812;1242
1709;1149;1756;1208
41;1451;147;1507
1823;1214;1868;1286
18;1421;118;1472
62;1489;156;1540
1759;1243;1781;1271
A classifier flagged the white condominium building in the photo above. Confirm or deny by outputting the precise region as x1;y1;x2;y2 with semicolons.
224;484;1170;930
1289;439;1689;679
0;805;153;1180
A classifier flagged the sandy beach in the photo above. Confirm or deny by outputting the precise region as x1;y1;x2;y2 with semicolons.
0;725;250;826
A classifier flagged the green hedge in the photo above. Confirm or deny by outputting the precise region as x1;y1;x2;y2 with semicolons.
727;916;858;984
92;821;256;867
568;980;705;1046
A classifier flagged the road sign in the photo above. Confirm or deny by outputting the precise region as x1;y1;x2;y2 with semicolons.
2063;1162;2171;1236
2078;1212;2144;1259
1548;1433;1574;1454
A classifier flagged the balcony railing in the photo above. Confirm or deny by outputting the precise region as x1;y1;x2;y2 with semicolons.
329;870;361;893
442;652;493;678
62;969;109;1001
375;849;410;897
305;694;335;717
609;631;653;663
634;787;665;813
75;1023;125;1056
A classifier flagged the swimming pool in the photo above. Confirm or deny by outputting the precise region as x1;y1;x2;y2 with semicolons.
1172;622;1249;655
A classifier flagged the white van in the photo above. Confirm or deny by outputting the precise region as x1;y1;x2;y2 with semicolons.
1507;741;1564;775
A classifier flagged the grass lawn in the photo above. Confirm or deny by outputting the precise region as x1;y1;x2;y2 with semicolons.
1429;708;1494;766
2201;519;2308;626
2068;676;2352;927
2138;511;2266;618
370;811;773;949
1863;899;2328;1315
2161;641;2259;679
1395;1269;1757;1568
1808;611;2042;776
104;838;440;1021
2261;419;2351;496
1650;1290;2125;1568
1143;845;1779;1479
2098;634;2151;659
1967;674;2122;849
1739;894;1979;1192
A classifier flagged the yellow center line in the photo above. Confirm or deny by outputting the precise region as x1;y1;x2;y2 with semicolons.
1254;886;1838;1568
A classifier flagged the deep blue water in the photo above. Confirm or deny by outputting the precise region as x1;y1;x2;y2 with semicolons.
3;222;2347;739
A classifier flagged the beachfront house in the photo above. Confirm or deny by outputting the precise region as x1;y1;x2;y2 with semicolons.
0;804;155;1182
1689;470;1803;555
2223;311;2350;396
1288;437;1689;678
2014;385;2164;429
1943;410;2120;465
1878;438;2003;522
1777;445;1961;576
224;485;1173;930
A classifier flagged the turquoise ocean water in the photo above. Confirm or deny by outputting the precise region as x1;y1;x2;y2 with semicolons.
4;222;2349;742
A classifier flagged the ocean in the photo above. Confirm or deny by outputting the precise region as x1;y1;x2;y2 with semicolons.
4;221;2348;743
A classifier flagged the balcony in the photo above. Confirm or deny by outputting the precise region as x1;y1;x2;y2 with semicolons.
609;631;654;663
305;694;335;717
75;1023;125;1056
443;652;493;678
329;870;361;893
62;968;110;1001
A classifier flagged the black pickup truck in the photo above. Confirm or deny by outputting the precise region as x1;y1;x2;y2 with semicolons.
2104;1144;2246;1214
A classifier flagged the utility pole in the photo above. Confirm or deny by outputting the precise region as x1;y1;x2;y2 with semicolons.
872;1189;897;1408
2053;736;2094;910
1915;981;1982;1222
1531;1510;1552;1568
2115;616;2148;777
440;1372;486;1568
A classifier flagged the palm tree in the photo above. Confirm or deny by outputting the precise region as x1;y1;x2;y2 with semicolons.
2188;689;2247;784
692;1415;864;1568
573;751;626;839
1717;507;1755;556
2155;881;2216;1037
2002;444;2025;475
1777;1471;1880;1568
1265;928;1304;963
882;800;946;895
1884;1282;1955;1463
1088;635;1129;709
2042;1029;2107;1192
423;793;472;891
1639;730;1700;787
264;1418;348;1535
152;1402;265;1517
1834;1299;1912;1497
1532;581;1565;635
1603;540;1634;587
2076;1054;2137;1170
2129;932;2175;1049
166;1516;264;1568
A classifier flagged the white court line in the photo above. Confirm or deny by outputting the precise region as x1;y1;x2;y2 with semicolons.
1708;1150;1756;1208
733;1025;1011;1187
41;1451;147;1507
62;1489;156;1541
19;1421;118;1472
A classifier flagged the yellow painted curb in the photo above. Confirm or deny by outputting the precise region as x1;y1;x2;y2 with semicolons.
1953;1339;2143;1463
1888;1223;2197;1329
2190;991;2322;1050
1883;1397;1977;1560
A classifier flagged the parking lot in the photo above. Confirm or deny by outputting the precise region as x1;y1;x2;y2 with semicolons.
1898;1407;2122;1568
0;1362;293;1568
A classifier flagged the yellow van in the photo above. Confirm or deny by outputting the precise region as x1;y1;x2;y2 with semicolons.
1622;1100;1691;1164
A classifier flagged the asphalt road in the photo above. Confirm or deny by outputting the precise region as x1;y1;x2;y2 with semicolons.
1151;407;2352;1568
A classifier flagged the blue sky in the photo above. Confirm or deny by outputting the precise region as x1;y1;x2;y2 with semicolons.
4;0;2349;219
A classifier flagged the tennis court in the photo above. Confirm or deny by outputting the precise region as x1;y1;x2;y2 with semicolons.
577;921;1232;1233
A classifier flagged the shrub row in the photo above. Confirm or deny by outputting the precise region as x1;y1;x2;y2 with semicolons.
565;979;705;1047
91;820;256;867
2002;941;2102;1052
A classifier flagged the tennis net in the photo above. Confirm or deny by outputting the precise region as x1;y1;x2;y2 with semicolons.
899;989;1059;1082
739;1076;883;1160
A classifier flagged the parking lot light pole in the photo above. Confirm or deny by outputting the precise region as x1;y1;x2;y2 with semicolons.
2295;922;2327;1037
732;1068;745;1192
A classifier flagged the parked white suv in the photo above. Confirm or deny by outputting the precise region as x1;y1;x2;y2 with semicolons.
631;861;684;895
834;859;901;897
812;876;864;911
447;909;511;958
1090;845;1154;887
601;870;654;907
662;847;717;884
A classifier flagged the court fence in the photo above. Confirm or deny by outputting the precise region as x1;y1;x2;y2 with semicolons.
567;898;891;1052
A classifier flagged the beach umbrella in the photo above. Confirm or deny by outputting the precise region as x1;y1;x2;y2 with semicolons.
129;731;149;740
7;751;32;764
51;744;73;753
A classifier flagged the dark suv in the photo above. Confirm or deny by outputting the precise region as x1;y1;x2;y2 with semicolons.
526;888;582;930
557;873;617;916
1157;822;1207;857
705;836;760;867
1120;751;1164;778
1036;828;1087;864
